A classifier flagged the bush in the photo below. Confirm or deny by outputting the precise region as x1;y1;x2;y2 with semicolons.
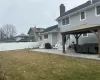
45;43;51;49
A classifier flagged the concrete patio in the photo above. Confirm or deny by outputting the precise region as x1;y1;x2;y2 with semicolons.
32;49;100;60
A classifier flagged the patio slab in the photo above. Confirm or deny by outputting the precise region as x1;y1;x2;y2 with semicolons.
32;49;100;60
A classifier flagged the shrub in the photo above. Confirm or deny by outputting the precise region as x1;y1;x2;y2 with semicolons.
45;43;51;49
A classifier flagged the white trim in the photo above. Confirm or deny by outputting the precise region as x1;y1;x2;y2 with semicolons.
82;33;88;38
62;24;70;27
95;5;100;16
44;34;48;39
80;11;86;21
62;19;66;26
60;20;63;27
40;30;59;35
51;33;52;45
90;0;93;4
62;16;71;27
69;16;71;25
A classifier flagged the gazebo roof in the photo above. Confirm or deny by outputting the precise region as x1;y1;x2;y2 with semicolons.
61;23;100;35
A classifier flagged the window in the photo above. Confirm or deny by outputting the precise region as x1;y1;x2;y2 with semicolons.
40;36;42;40
82;33;88;37
62;17;70;25
96;5;100;16
80;11;86;20
66;17;70;25
62;19;66;25
44;34;48;39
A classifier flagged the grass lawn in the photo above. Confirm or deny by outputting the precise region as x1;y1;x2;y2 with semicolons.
0;50;100;80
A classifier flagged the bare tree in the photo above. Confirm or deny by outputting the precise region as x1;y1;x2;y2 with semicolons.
0;28;6;40
2;24;17;39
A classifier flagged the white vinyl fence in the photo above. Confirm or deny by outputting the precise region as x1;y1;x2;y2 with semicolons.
0;42;39;51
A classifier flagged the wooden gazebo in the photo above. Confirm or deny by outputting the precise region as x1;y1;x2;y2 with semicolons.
61;23;100;57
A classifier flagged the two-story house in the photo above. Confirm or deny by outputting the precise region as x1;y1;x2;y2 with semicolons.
28;27;44;42
56;0;100;55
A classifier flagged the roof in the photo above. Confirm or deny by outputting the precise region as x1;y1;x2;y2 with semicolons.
31;27;40;32
28;27;45;34
62;23;100;34
16;34;29;37
57;0;100;20
42;25;58;33
36;28;45;32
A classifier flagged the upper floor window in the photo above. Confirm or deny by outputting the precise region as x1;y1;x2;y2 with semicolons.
96;5;100;16
80;11;86;21
62;19;66;25
62;17;70;25
44;34;48;39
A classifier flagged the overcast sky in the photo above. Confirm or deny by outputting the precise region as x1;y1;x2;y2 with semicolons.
0;0;88;34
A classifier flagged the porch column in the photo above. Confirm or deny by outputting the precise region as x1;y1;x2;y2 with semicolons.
62;34;66;53
76;35;78;45
98;28;100;57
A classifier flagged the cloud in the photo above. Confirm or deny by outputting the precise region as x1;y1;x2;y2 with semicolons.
0;0;88;34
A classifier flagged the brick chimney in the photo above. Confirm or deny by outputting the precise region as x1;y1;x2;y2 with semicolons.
92;0;99;3
87;0;92;4
60;4;65;16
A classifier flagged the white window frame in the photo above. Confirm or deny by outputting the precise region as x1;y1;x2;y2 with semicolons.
44;34;48;39
82;33;88;38
80;11;86;21
62;18;66;25
62;17;70;26
95;5;100;16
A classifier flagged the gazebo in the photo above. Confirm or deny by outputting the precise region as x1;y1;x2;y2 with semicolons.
61;23;100;57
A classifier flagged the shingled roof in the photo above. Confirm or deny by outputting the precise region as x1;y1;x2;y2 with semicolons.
16;33;29;37
42;25;58;33
30;27;40;32
28;27;44;34
57;0;100;19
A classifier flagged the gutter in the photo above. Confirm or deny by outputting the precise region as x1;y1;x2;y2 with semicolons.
40;31;59;35
40;27;59;35
56;1;100;21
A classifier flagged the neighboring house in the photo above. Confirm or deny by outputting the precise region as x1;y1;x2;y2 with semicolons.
40;25;62;46
15;34;29;42
0;38;16;42
57;0;100;46
28;27;44;42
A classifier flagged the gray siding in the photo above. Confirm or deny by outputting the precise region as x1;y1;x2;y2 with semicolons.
60;6;100;32
69;33;98;45
59;5;100;44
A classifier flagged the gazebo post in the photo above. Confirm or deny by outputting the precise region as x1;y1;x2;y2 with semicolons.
76;35;79;45
98;28;100;57
62;34;66;53
74;34;81;45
